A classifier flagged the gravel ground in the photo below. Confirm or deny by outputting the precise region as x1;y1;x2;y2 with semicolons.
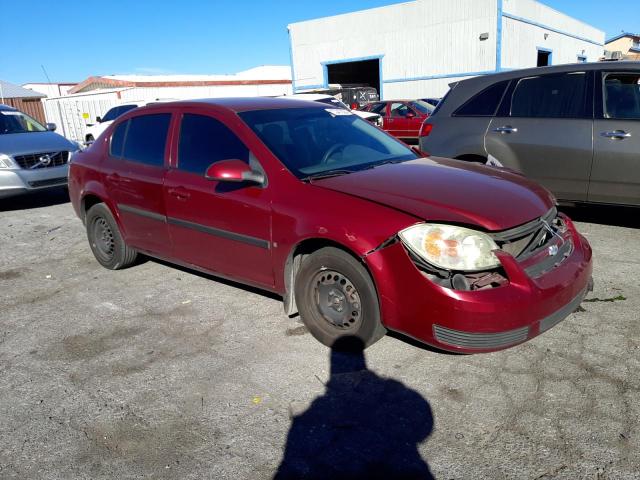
0;188;639;480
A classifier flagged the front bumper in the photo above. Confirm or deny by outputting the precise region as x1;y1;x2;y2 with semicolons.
365;216;593;353
0;165;69;199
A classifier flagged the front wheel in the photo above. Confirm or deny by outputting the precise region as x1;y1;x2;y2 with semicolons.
86;203;137;270
294;247;386;349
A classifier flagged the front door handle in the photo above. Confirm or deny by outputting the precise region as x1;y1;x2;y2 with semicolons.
602;130;631;140
493;126;518;134
167;187;190;200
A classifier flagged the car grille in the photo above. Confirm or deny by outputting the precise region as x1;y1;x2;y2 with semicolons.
14;151;69;169
493;207;557;257
433;324;529;349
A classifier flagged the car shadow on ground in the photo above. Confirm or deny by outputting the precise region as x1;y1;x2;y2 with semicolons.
0;187;70;212
560;204;640;229
273;336;435;480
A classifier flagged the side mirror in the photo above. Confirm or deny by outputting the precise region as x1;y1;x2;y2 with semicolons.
46;123;57;131
205;159;265;185
96;116;102;123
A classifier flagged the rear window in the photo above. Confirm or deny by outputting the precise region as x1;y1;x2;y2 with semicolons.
603;72;640;120
122;113;171;167
178;114;249;174
454;80;510;117
510;72;589;118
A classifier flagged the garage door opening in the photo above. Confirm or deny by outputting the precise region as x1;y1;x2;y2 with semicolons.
326;59;381;96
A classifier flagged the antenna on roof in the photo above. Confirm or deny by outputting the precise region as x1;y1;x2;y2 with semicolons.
41;65;53;84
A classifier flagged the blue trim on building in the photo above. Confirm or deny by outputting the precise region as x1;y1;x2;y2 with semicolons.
321;55;385;99
287;27;297;93
536;46;553;66
496;0;503;71
503;12;603;46
294;84;326;91
384;70;497;84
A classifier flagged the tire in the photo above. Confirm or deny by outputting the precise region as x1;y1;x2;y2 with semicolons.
86;203;137;270
294;247;386;349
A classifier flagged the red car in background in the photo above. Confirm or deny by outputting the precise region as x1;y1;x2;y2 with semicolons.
361;100;434;142
68;97;592;353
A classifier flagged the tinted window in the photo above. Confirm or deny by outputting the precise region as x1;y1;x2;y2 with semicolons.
101;107;121;122
240;107;416;178
454;80;510;116
110;121;128;157
411;101;434;115
122;114;171;166
368;102;387;115
604;73;640;119
178;114;249;174
510;72;588;118
102;104;139;122
390;103;411;117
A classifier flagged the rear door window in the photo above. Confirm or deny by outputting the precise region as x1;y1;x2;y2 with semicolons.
603;72;640;119
454;80;510;116
368;102;387;115
390;103;410;117
122;113;171;167
510;72;589;118
178;114;249;174
110;121;128;157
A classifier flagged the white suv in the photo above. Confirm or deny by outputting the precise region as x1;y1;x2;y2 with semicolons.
84;103;143;143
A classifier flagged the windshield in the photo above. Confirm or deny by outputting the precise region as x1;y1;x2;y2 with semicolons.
0;110;47;134
240;107;417;178
411;100;435;115
102;104;138;122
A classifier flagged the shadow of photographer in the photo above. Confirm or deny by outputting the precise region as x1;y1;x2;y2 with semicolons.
274;336;435;480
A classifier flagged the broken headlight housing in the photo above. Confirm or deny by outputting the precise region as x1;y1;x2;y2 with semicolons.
399;223;500;272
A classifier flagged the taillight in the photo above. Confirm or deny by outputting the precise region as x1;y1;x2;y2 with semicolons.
350;103;359;110
419;123;433;137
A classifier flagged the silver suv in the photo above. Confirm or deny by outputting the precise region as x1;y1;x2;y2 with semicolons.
420;62;640;206
0;105;79;199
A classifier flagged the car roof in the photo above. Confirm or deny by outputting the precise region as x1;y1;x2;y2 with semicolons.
136;96;327;114
0;104;18;112
454;61;640;88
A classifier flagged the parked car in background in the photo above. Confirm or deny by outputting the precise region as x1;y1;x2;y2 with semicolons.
281;93;382;126
84;103;143;143
298;84;379;109
0;104;79;199
361;100;434;142
420;62;640;206
421;97;441;108
69;97;592;353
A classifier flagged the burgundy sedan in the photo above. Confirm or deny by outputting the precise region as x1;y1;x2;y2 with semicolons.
68;98;593;353
361;100;434;141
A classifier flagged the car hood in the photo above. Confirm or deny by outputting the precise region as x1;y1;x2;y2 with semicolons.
313;157;555;231
0;131;78;156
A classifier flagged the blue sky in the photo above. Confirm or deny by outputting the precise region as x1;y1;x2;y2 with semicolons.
1;0;637;85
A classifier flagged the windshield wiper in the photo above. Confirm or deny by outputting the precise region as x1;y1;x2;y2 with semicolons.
363;158;409;170
301;169;355;182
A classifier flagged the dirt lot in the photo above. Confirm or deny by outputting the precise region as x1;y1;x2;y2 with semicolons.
1;188;639;480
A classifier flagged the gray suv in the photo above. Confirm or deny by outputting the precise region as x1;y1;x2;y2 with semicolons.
420;62;640;206
0;104;79;199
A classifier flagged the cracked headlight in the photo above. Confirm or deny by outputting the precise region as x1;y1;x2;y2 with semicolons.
399;223;500;272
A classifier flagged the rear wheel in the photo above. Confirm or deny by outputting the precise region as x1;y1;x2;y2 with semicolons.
86;203;137;270
294;247;386;349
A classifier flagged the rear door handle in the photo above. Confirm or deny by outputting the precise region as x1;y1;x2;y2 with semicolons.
602;130;631;140
167;187;190;200
493;126;518;134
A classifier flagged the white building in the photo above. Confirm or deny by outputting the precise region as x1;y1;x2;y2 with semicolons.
22;83;78;98
40;66;292;142
288;0;604;99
